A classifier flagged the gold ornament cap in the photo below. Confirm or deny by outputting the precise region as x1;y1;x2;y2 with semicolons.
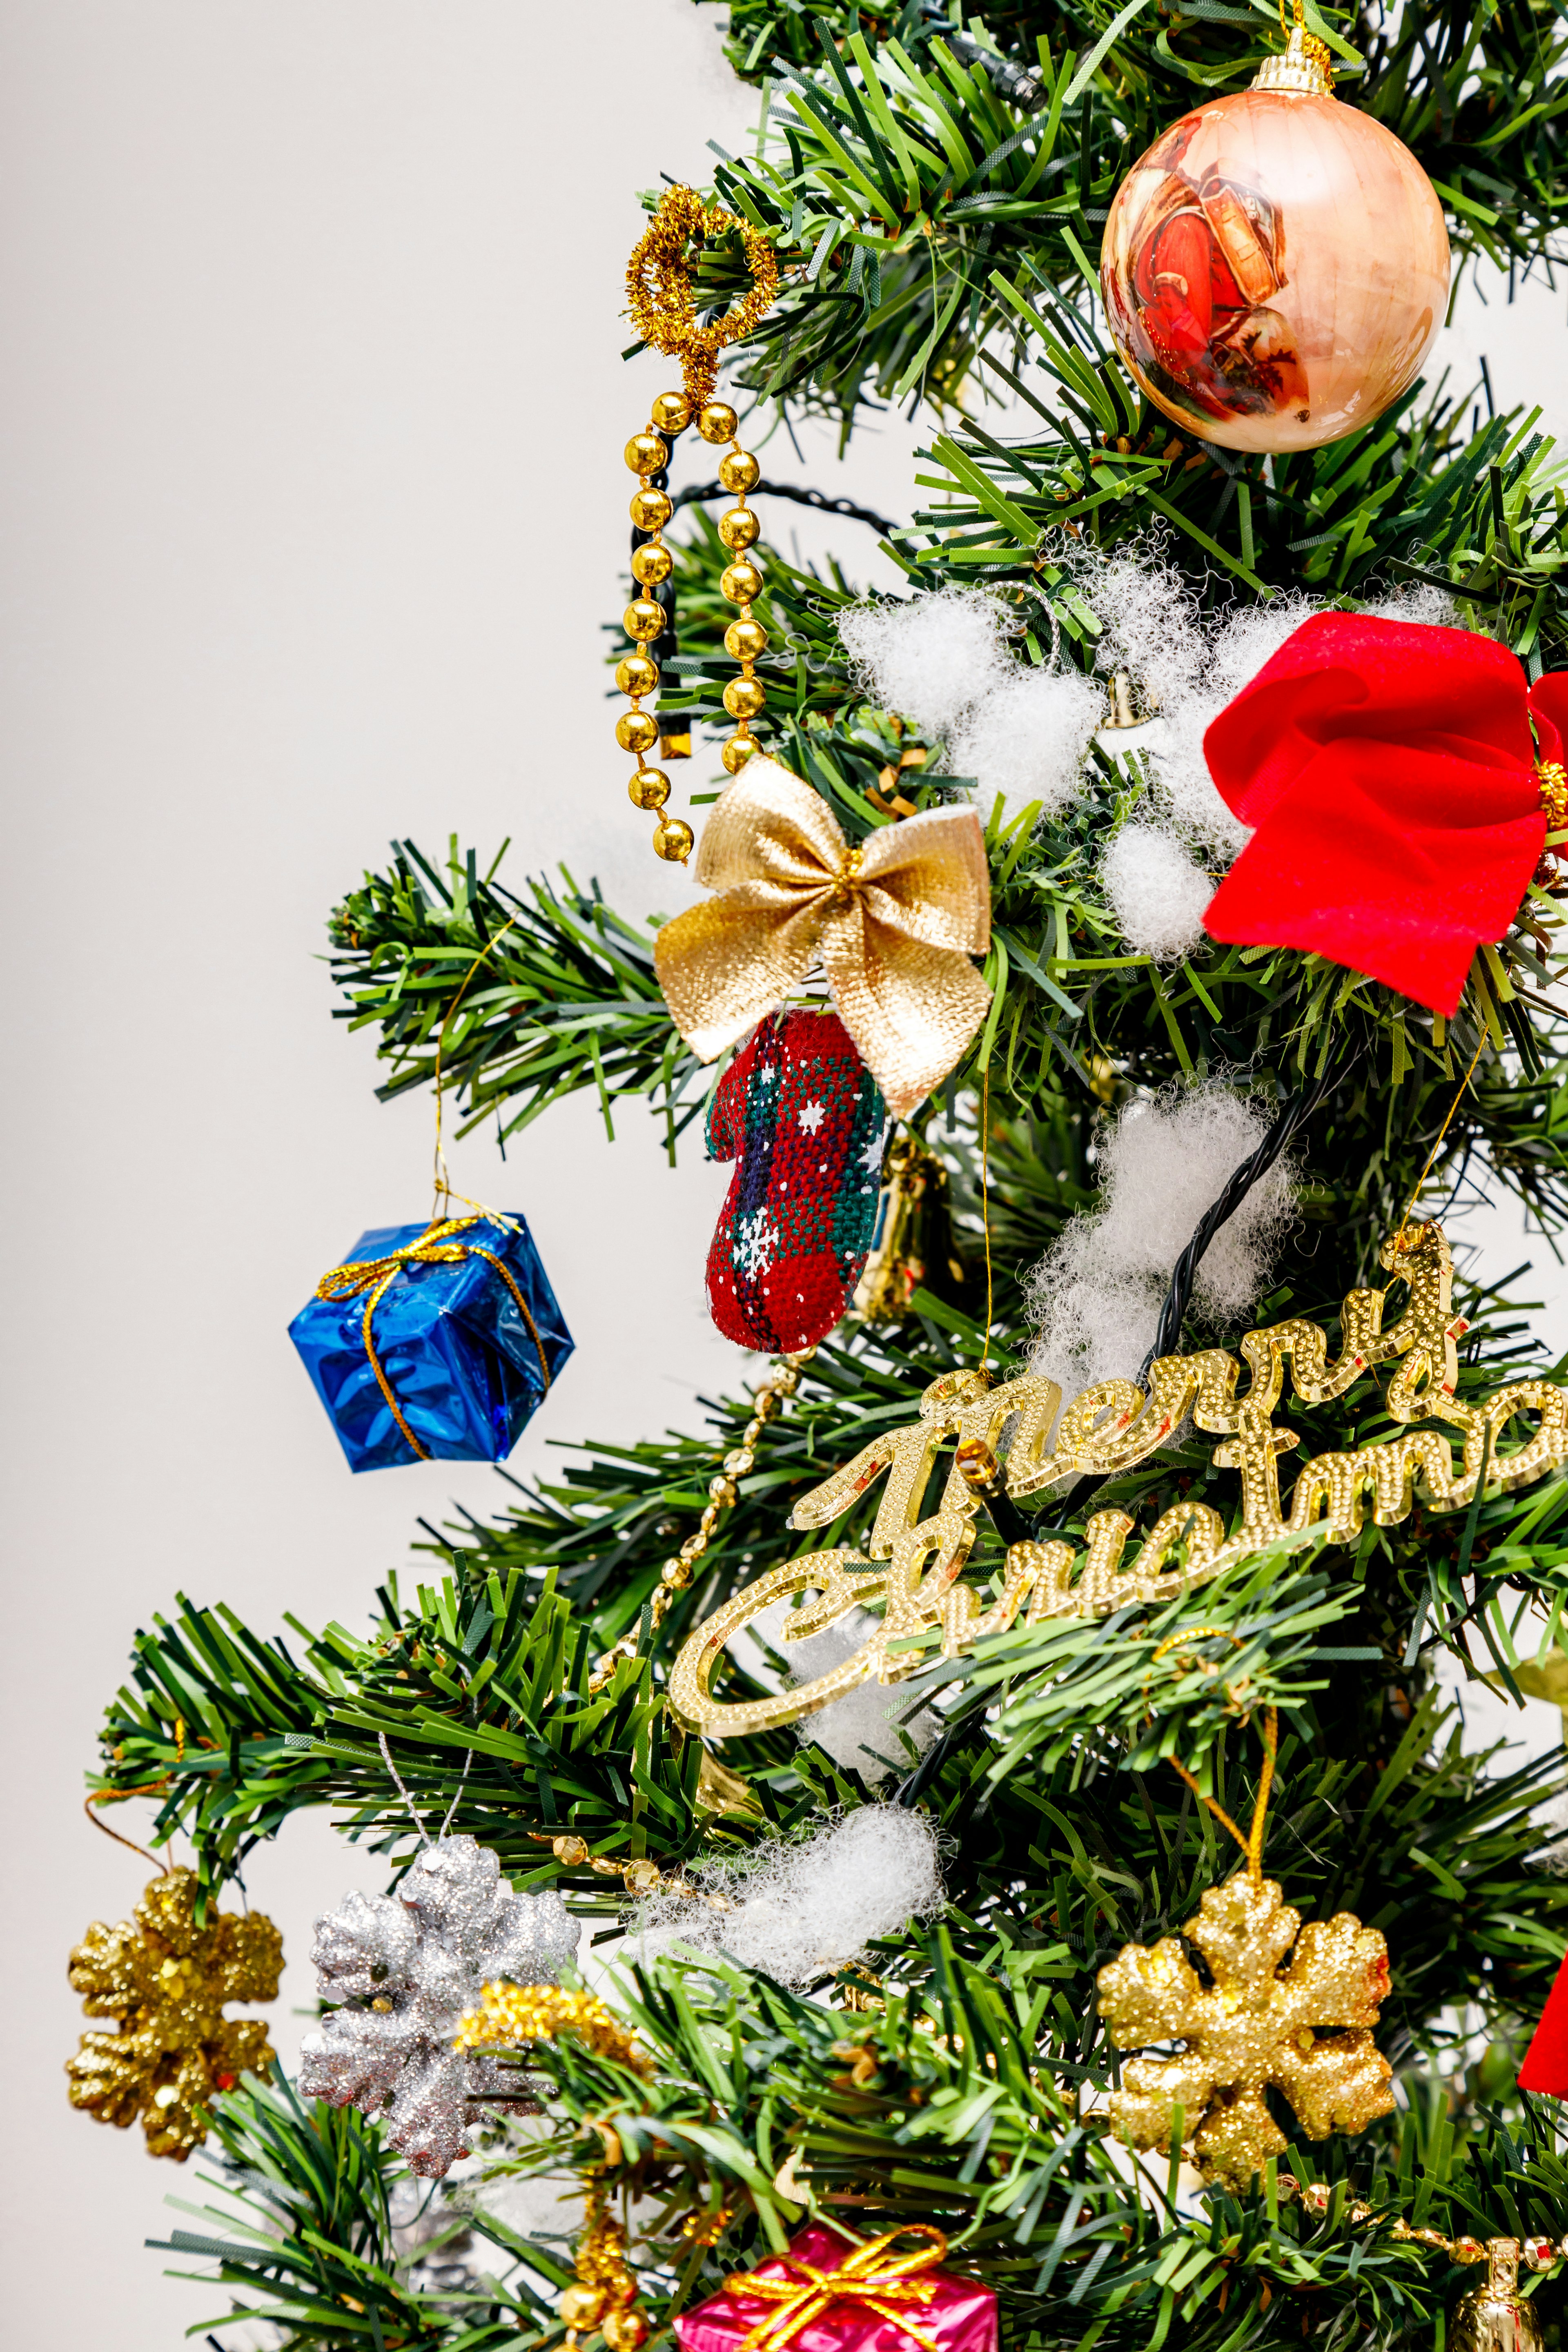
1252;2;1334;95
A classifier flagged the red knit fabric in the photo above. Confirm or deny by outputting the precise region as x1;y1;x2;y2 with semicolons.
705;1009;885;1352
1202;613;1566;1016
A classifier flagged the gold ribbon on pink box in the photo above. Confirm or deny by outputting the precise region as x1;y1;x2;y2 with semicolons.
652;759;992;1119
672;2224;998;2352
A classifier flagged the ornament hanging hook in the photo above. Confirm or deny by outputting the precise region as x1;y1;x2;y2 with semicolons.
379;1729;432;1848
377;1729;475;1848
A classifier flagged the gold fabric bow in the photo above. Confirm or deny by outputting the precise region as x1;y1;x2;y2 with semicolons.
718;2226;951;2352
652;760;992;1118
316;1214;550;1462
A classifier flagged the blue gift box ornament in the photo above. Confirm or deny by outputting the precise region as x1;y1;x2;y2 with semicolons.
290;1212;573;1471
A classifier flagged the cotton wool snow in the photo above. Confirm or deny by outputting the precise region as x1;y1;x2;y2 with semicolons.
628;1807;945;1991
1026;1084;1299;1397
836;588;1014;740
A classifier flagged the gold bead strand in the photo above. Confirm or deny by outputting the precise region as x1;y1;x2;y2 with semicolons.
697;400;767;776
584;1347;814;1694
618;388;694;866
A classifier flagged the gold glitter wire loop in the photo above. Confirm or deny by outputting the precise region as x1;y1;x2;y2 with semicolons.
1166;1704;1278;1887
452;1982;653;2076
1144;1626;1248;1716
625;186;780;414
85;1782;176;1872
1393;1027;1488;1256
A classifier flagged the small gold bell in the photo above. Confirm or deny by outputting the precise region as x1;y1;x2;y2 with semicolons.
1100;668;1142;731
693;1748;761;1817
853;1134;967;1324
1452;2241;1543;2352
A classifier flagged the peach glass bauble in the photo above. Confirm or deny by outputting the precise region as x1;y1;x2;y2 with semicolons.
1100;36;1450;454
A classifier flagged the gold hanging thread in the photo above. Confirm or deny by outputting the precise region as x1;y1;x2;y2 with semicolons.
83;1780;177;1872
583;1346;814;1694
430;910;521;1220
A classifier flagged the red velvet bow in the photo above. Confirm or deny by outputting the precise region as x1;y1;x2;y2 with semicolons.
1200;612;1568;1015
1519;1951;1568;2097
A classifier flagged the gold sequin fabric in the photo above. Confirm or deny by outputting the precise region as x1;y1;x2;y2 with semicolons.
1097;1872;1394;2189
653;758;992;1119
66;1867;282;2161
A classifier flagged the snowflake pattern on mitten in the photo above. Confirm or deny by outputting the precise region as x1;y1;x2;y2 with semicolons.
705;1009;886;1351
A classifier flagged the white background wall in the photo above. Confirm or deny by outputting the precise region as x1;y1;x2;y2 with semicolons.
2;9;1566;2346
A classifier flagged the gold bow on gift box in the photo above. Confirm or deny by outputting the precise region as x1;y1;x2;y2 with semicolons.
652;760;991;1118
717;2226;951;2352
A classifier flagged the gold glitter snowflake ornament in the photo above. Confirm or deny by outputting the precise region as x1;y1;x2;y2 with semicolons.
1097;1871;1394;2190
66;1868;282;2160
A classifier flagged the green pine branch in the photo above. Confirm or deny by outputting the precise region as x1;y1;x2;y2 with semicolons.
687;3;1568;428
328;848;703;1152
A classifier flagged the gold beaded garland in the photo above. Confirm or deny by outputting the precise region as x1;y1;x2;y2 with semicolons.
615;711;659;757
612;383;772;858
629;542;671;588
652;816;695;863
719;506;760;550
622;599;664;642
615;189;780;862
584;1348;813;1695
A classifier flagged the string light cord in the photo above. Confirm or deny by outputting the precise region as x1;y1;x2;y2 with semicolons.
1136;1055;1351;1386
667;480;900;537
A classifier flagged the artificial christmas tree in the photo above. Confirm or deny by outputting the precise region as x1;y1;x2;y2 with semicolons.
79;4;1568;2348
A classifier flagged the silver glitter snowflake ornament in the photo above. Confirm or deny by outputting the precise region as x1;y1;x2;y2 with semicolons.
298;1834;579;2177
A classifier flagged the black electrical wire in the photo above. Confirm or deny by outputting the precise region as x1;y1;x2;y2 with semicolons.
1135;1056;1351;1387
670;479;900;536
914;7;1049;111
629;469;898;673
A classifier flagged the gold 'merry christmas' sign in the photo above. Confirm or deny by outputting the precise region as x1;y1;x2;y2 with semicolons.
669;1226;1568;1739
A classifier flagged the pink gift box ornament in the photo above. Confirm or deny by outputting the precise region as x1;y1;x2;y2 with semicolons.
673;2224;998;2352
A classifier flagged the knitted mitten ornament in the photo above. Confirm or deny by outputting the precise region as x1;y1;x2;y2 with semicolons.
705;1009;886;1351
